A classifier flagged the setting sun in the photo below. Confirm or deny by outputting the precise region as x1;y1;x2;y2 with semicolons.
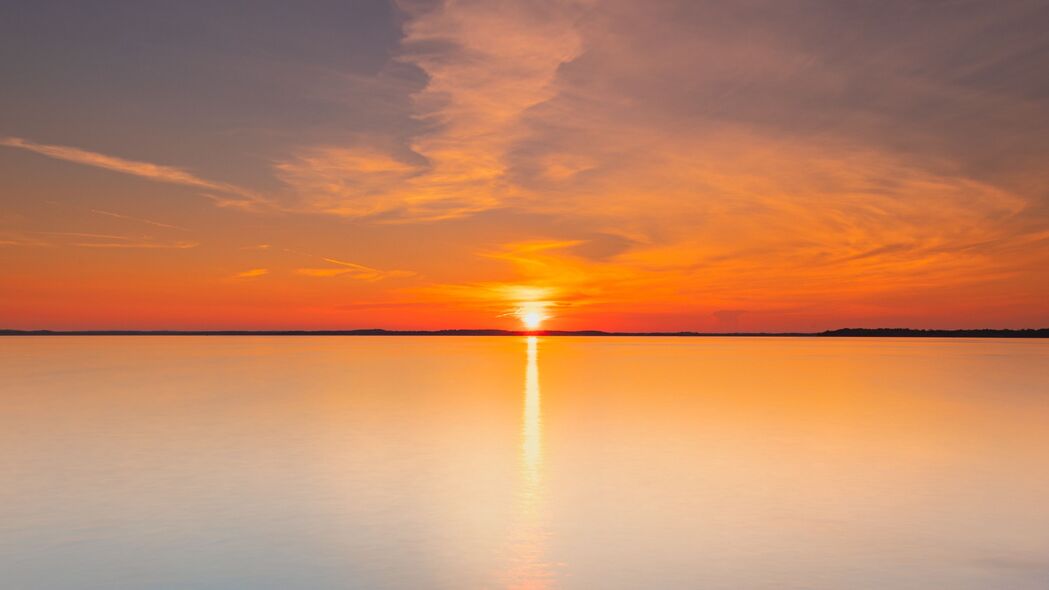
521;311;545;331
514;299;550;331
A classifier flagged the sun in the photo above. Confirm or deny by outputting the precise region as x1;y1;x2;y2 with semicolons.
521;311;545;330
513;300;551;331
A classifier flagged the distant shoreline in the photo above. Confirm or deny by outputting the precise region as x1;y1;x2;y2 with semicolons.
2;328;1047;338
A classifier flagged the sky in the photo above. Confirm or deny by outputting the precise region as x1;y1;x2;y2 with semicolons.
2;0;1048;331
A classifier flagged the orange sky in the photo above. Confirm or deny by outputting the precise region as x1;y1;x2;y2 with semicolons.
1;1;1048;331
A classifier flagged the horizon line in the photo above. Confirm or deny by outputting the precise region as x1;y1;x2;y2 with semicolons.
2;328;1048;338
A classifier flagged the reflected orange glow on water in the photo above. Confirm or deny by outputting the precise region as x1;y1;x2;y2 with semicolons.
3;337;1049;589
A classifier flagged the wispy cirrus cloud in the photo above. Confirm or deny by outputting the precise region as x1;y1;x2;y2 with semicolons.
273;146;424;218
89;209;190;232
271;0;594;221
279;246;414;281
0;0;598;226
1;230;198;249
48;231;198;249
295;256;414;281
73;240;198;249
0;136;264;208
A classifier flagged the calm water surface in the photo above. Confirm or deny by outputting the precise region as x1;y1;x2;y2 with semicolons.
3;336;1048;589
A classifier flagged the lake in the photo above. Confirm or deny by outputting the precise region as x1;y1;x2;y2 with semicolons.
2;336;1048;589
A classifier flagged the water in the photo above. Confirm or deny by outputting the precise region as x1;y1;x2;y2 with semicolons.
2;336;1048;589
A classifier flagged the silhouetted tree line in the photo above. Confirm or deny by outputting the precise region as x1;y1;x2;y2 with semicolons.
818;328;1049;338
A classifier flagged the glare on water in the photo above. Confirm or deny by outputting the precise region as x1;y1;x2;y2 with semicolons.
505;335;551;589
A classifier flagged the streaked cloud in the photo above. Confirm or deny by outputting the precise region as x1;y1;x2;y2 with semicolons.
1;230;199;249
274;146;424;218
71;239;198;249
0;136;263;207
273;0;592;221
89;209;190;232
293;254;414;282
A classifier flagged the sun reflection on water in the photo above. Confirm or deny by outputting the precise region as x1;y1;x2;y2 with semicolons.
523;336;542;477
504;335;552;589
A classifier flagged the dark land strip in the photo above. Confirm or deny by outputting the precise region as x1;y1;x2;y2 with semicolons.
2;328;1047;337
